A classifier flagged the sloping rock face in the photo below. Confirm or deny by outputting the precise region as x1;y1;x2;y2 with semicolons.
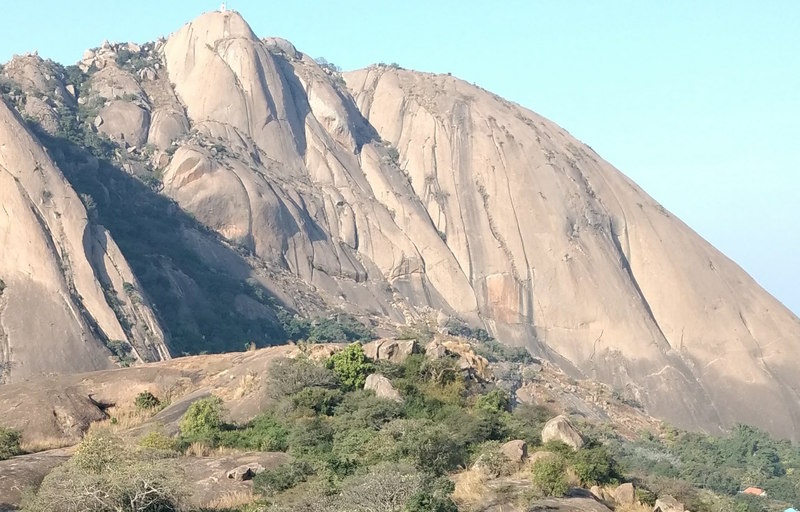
75;10;800;438
0;99;168;382
160;11;471;320
2;10;800;440
344;67;800;437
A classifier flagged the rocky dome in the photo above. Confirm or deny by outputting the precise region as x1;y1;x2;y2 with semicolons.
1;9;799;439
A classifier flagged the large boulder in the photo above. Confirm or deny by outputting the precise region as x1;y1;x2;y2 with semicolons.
96;101;150;147
500;440;527;464
653;495;684;512
425;339;448;359
362;339;416;363
541;415;585;450
614;482;636;506
364;374;403;402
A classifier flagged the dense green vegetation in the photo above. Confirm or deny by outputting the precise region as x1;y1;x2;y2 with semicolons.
162;344;554;511
0;426;21;460
582;420;800;511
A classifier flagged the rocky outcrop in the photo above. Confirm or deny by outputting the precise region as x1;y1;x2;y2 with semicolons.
0;99;168;382
364;373;403;402
3;9;800;441
500;440;527;464
363;339;416;363
653;495;685;512
344;66;800;439
541;415;585;449
613;482;636;506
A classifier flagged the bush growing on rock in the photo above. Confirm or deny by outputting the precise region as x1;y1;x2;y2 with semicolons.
0;426;21;460
254;460;315;496
179;395;224;444
23;430;183;511
266;357;338;398
327;343;374;391
134;390;161;410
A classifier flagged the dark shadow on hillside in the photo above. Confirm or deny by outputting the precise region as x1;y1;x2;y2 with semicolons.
32;127;291;356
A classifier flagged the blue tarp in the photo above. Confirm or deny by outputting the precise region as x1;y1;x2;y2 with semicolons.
784;508;798;512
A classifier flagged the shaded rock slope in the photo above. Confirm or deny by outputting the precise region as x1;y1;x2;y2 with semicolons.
0;99;168;380
1;9;799;438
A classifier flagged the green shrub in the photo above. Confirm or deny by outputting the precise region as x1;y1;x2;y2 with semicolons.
334;390;402;429
308;314;375;343
530;454;569;497
138;430;179;452
0;426;21;460
292;387;344;416
254;460;314;496
327;344;374;391
570;445;618;485
134;390;161;410
71;429;123;473
219;413;289;452
475;389;511;413
287;417;334;458
22;430;183;511
179;395;224;443
266;357;338;398
390;420;465;475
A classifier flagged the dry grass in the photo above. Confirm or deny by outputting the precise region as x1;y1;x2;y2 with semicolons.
184;442;245;457
20;434;76;453
452;467;492;510
204;489;254;509
231;372;259;400
89;406;156;431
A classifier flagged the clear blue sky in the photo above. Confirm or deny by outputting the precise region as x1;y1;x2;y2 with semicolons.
3;1;798;315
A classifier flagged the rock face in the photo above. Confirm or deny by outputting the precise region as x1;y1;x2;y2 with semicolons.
363;339;416;363
0;99;168;382
541;415;585;450
364;373;403;402
500;440;527;464
613;482;636;506
653;495;685;512
2;10;800;440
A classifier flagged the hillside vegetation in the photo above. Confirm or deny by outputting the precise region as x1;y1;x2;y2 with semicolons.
6;334;799;512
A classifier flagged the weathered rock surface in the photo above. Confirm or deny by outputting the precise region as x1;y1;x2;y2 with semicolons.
363;338;416;363
344;65;800;438
653;495;685;512
95;100;150;146
542;415;585;449
500;440;527;464
0;99;168;382
614;482;636;506
2;9;800;441
0;448;72;510
364;373;403;402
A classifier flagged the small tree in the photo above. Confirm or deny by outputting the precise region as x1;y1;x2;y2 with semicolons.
327;343;374;391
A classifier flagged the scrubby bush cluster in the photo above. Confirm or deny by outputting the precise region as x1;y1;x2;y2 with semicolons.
22;430;183;511
278;310;376;343
162;345;553;510
590;421;800;512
